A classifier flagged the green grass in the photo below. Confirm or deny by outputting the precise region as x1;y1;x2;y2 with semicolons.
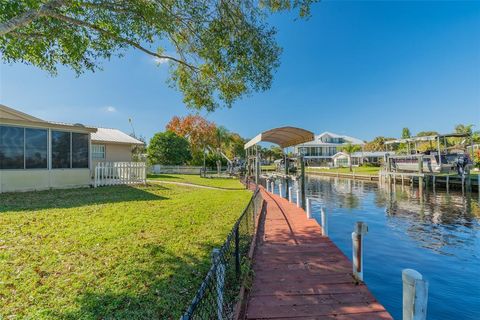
307;166;381;175
147;174;245;189
0;184;251;319
260;165;276;171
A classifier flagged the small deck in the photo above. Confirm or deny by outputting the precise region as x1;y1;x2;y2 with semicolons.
245;187;392;320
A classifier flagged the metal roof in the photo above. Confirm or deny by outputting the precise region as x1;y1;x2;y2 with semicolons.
91;128;144;145
1;104;96;132
318;132;365;145
244;126;314;149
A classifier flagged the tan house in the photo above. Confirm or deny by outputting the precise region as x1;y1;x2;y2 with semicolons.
0;104;144;193
91;127;145;169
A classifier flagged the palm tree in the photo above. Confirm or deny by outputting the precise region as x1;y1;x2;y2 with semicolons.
214;126;233;174
342;143;361;172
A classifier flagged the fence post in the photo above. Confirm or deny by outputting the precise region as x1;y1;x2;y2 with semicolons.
296;189;301;208
402;269;428;320
306;198;312;219
279;183;283;197
321;207;328;236
94;165;98;188
288;187;293;203
352;221;368;282
235;225;240;278
212;248;225;320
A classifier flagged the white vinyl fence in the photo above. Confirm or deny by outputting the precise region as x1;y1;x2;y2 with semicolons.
151;165;202;175
94;162;146;187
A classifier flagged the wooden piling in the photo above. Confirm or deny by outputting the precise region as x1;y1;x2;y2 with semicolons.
352;222;368;282
321;207;328;236
288;187;293;203
418;157;424;197
402;269;428;320
306;198;312;219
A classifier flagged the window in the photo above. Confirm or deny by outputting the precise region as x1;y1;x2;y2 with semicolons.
92;144;105;160
51;131;71;168
25;128;48;169
72;133;89;168
0;126;24;169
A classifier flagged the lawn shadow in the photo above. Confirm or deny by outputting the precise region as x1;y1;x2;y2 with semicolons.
51;243;218;319
0;184;169;213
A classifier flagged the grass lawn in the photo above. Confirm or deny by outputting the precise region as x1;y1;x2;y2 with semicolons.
307;166;381;175
147;173;245;189
260;165;276;171
0;183;251;319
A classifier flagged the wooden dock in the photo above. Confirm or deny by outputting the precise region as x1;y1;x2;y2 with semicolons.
244;187;392;320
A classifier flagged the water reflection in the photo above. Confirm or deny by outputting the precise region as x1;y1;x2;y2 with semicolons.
307;175;480;257
305;175;480;319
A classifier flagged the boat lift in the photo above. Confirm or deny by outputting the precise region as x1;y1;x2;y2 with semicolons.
244;126;314;208
382;133;476;192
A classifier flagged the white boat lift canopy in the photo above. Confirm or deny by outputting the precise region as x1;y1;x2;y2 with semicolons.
385;133;470;145
244;126;314;149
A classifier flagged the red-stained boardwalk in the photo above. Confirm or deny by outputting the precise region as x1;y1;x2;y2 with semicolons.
245;187;392;320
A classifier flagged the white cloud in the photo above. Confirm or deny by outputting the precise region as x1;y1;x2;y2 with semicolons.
153;57;169;64
103;106;117;113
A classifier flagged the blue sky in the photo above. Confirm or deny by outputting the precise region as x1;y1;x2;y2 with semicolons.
1;1;479;142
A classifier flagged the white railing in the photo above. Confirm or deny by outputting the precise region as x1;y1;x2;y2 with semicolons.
150;165;202;175
94;162;146;187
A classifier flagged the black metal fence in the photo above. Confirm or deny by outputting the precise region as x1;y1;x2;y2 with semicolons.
181;187;263;319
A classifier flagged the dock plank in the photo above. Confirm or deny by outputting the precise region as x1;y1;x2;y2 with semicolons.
245;187;392;320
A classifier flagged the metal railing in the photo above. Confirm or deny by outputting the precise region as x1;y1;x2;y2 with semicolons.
181;187;263;319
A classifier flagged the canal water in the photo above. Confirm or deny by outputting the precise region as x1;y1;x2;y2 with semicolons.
303;175;480;320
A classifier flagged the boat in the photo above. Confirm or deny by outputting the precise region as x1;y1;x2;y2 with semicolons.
384;133;473;175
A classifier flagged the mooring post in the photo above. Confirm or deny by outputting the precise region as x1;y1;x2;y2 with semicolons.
284;153;289;199
288;187;293;203
446;175;449;193
296;189;301;208
321;207;328;236
300;156;306;210
266;179;269;192
279;183;283;198
352;221;368;282
306;198;312;219
212;248;225;320
402;269;428;320
271;181;275;194
418;156;424;197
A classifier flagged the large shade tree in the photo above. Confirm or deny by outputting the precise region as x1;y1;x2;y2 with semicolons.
147;131;191;165
0;0;316;111
166;114;217;165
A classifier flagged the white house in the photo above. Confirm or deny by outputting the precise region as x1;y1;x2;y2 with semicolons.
0;104;144;193
332;151;392;167
294;132;365;167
